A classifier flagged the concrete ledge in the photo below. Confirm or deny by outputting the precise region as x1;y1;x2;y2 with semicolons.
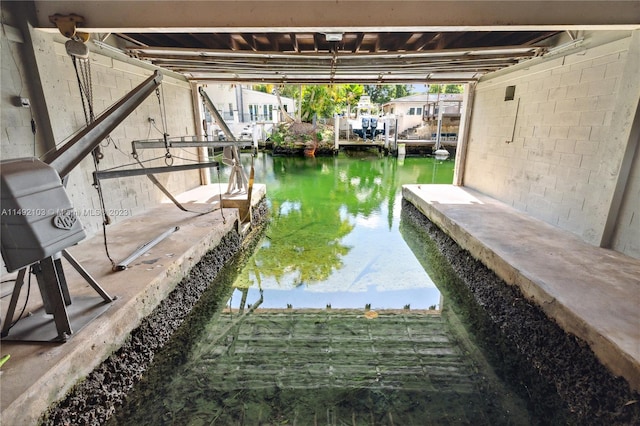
402;184;640;391
0;184;265;425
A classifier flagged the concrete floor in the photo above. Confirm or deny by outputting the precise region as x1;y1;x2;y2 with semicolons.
0;183;266;425
403;184;640;393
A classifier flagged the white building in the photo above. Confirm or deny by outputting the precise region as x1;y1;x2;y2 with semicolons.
382;93;463;137
200;85;295;138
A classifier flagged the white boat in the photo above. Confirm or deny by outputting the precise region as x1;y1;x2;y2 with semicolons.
348;96;385;141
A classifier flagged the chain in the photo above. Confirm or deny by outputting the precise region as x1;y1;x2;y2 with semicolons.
71;49;116;269
155;87;172;162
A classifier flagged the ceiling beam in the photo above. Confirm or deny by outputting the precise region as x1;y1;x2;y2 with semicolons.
125;44;539;60
410;33;438;51
240;33;258;51
190;75;478;84
353;33;365;53
290;33;299;53
34;1;640;33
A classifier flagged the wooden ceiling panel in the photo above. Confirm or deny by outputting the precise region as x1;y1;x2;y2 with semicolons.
118;30;559;83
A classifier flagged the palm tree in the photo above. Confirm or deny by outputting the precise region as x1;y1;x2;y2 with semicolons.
339;84;364;117
274;85;296;123
301;85;335;121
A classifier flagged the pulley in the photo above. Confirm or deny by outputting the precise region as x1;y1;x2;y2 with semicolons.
50;13;90;59
65;39;89;59
49;13;89;41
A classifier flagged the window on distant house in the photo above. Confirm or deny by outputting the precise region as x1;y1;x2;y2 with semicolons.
408;107;416;115
249;105;258;121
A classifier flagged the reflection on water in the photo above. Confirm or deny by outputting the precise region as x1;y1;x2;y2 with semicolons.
233;152;454;311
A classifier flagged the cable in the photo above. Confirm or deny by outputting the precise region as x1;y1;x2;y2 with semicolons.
72;57;94;125
104;134;133;160
216;165;227;224
176;148;201;160
130;155;223;217
100;154;167;172
159;85;170;138
30;108;37;156
153;86;173;164
92;154;117;270
150;120;165;136
70;47;116;269
167;154;201;163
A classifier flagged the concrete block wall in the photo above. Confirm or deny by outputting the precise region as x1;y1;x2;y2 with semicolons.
463;32;640;257
41;37;200;236
1;13;42;159
1;6;203;272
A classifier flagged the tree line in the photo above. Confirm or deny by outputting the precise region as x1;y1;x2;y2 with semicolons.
252;84;463;122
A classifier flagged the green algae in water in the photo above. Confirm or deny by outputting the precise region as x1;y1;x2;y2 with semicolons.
110;153;533;425
233;153;453;310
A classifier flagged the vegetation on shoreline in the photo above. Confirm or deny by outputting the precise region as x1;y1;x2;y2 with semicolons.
269;121;335;151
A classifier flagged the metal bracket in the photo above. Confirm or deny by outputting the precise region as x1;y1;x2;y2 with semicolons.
131;138;250;159
49;13;89;41
92;161;220;184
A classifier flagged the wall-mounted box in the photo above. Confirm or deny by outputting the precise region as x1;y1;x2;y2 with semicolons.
505;86;516;101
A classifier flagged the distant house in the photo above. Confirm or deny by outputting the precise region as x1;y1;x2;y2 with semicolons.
200;85;295;138
382;93;463;138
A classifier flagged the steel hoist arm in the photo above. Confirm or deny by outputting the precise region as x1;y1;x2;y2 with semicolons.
198;86;248;193
45;70;163;179
198;86;235;142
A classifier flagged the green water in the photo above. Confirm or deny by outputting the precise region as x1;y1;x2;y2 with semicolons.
111;152;535;425
234;152;454;310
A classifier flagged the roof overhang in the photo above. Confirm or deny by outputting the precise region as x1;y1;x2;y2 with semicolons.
33;1;640;84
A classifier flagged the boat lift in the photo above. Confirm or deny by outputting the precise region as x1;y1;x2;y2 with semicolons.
1;72;166;342
0;73;257;342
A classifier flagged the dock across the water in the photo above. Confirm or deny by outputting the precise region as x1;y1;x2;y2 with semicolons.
336;138;458;154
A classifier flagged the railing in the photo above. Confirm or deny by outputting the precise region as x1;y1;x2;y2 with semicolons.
423;100;462;121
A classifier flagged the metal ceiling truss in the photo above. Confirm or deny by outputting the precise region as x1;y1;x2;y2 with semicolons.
125;44;544;84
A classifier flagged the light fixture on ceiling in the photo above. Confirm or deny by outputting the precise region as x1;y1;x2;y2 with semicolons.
324;33;343;42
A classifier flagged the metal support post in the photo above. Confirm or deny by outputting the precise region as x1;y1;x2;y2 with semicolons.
384;117;390;151
61;250;113;302
33;257;73;340
334;114;339;151
1;268;27;337
199;87;248;193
